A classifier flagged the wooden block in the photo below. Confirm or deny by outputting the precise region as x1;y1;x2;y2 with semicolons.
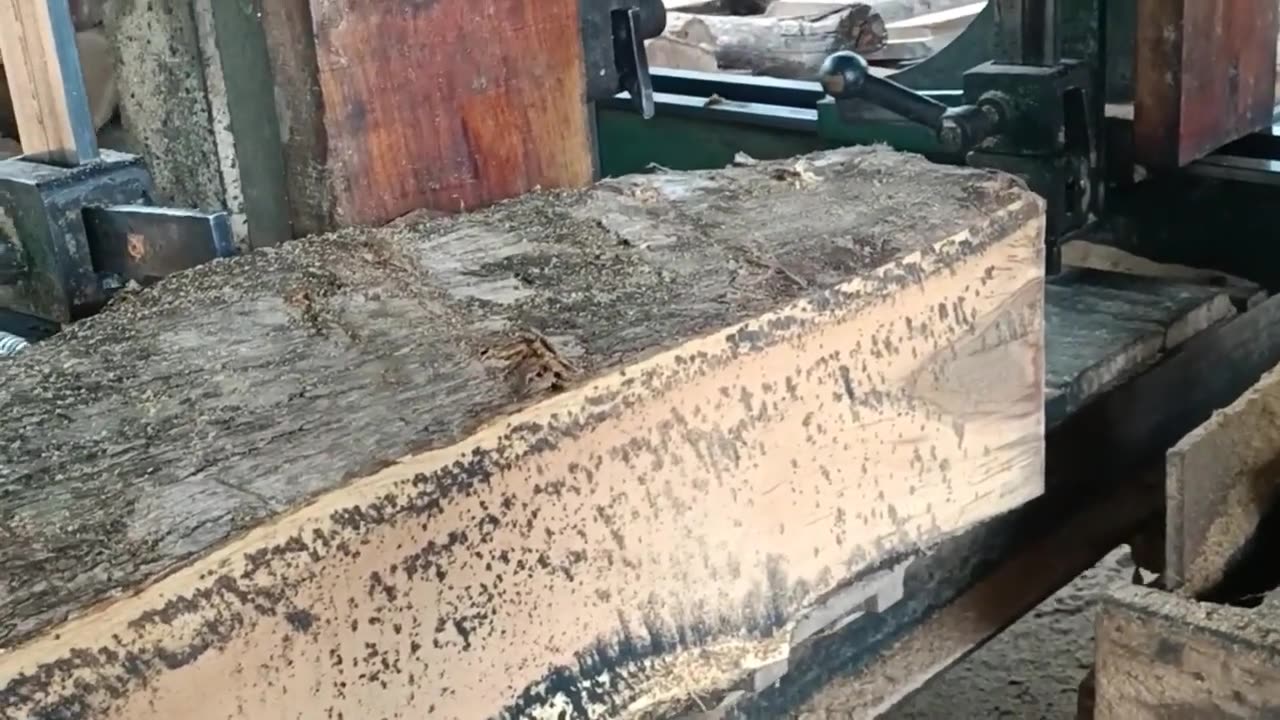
0;0;99;164
0;148;1045;718
1135;0;1279;169
1166;354;1280;595
1095;585;1280;719
258;0;594;235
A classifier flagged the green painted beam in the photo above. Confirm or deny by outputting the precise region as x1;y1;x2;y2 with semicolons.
596;107;830;177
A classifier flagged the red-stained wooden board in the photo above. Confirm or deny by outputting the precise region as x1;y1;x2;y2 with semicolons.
263;0;594;233
1135;0;1278;169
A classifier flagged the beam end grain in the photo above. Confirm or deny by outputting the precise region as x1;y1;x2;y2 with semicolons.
0;147;1045;718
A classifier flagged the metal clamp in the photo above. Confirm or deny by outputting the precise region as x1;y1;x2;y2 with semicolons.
581;0;667;119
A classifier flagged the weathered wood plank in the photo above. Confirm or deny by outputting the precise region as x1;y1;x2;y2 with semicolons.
0;147;1044;718
258;0;594;232
1166;351;1280;595
1062;240;1265;309
1095;585;1280;719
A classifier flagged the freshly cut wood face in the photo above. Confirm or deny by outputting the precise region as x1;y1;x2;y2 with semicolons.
0;148;1045;718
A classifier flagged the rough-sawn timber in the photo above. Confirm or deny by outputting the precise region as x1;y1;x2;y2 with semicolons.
0;147;1045;719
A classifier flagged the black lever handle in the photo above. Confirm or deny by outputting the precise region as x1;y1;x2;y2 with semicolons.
819;51;949;133
819;51;1008;154
613;7;657;119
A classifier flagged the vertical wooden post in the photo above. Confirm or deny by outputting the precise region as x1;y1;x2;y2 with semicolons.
0;0;97;165
258;0;596;233
1135;0;1279;169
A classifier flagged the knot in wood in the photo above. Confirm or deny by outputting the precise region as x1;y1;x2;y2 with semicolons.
481;331;578;397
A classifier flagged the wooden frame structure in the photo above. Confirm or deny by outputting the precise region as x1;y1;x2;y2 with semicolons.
0;0;98;164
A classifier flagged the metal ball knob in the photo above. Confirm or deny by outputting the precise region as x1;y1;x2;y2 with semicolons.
819;51;870;99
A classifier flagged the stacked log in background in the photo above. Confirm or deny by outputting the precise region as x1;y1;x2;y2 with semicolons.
651;0;986;78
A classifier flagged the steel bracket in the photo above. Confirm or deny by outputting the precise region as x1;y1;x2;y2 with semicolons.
0;150;235;323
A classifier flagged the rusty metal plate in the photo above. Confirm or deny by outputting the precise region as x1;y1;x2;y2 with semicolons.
1135;0;1279;169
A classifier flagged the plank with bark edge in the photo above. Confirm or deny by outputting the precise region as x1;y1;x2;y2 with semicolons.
0;147;1044;719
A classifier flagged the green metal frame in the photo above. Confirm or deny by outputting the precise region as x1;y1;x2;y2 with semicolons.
594;2;1280;289
595;4;999;175
596;105;830;178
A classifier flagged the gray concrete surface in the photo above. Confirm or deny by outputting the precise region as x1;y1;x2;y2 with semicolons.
884;550;1134;720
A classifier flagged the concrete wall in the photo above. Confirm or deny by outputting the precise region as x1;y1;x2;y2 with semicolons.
103;0;289;249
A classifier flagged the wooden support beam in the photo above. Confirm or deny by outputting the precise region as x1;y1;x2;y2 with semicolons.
258;0;596;235
1135;0;1279;169
0;0;97;164
1095;586;1280;719
0;148;1045;718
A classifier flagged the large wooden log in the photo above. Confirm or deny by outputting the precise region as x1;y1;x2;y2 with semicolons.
665;7;888;79
0;147;1044;718
647;14;720;72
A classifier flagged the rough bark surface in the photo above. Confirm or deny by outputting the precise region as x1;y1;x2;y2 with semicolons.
0;147;1044;719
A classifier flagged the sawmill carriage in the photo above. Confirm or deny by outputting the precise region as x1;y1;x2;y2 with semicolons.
1;0;1280;717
